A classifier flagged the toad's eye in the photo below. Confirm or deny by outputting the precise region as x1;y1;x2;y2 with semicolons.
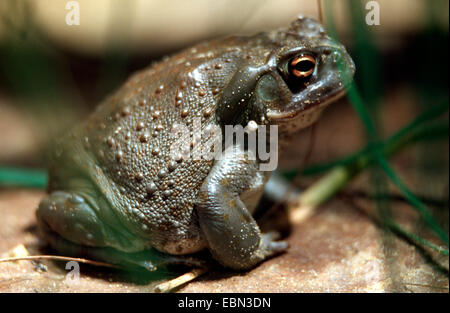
289;55;316;78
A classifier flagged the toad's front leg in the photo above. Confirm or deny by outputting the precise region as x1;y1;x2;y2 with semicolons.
196;145;288;270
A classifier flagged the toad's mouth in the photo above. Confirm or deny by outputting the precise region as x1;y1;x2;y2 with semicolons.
266;87;348;121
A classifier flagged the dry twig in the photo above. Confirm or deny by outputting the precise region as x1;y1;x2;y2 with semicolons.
0;255;119;269
154;267;208;293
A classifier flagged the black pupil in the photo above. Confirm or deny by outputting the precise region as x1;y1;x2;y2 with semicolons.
294;60;314;73
282;56;316;93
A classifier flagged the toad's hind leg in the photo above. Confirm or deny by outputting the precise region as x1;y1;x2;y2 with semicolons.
37;191;203;272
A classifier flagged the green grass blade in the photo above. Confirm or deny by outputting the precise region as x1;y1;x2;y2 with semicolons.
386;217;449;256
292;105;448;177
376;155;449;245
